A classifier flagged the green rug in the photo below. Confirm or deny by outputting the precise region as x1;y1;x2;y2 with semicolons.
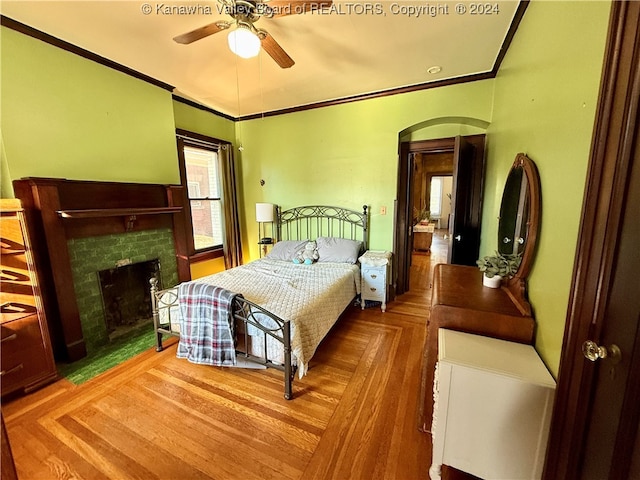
57;324;157;385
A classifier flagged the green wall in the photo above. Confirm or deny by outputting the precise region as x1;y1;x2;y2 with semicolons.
238;80;494;259
173;100;235;143
482;0;610;375
1;27;179;185
0;134;11;197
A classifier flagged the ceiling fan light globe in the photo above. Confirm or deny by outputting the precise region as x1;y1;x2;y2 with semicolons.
228;27;261;58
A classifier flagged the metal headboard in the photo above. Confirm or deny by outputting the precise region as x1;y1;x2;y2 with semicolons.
276;205;369;250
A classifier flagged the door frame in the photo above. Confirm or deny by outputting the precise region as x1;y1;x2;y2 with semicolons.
543;2;640;477
394;134;485;294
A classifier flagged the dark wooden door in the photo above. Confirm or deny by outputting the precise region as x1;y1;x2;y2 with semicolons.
447;136;479;265
543;3;640;478
579;118;640;478
394;141;414;296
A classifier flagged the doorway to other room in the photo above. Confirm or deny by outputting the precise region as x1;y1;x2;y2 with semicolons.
395;134;485;295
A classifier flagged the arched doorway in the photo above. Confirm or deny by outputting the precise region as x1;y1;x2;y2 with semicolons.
394;118;489;295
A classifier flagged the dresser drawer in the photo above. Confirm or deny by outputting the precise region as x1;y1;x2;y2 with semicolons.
1;314;54;394
362;286;385;301
0;301;38;323
362;267;386;285
1;215;38;323
362;268;386;300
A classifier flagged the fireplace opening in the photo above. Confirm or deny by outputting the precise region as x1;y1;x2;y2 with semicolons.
97;259;161;342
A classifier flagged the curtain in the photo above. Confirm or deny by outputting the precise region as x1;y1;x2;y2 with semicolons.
218;144;243;268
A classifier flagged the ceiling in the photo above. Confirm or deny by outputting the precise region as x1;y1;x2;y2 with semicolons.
1;1;523;118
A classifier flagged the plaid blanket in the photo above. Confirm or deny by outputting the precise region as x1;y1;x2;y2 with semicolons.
176;282;238;366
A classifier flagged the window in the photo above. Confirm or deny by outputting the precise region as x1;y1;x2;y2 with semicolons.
183;145;223;250
430;177;443;217
176;130;226;258
187;181;202;208
174;128;242;271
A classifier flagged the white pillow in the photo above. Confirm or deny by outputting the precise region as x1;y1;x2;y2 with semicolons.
266;240;309;261
316;237;363;264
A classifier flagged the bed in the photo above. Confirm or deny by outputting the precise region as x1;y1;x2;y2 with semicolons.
151;205;369;399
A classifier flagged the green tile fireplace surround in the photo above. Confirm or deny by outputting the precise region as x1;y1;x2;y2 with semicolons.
68;228;178;353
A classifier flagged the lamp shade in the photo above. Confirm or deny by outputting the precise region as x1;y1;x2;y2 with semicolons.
228;25;261;59
255;203;275;223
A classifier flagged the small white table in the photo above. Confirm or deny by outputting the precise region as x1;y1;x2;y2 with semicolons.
358;250;392;312
430;329;556;480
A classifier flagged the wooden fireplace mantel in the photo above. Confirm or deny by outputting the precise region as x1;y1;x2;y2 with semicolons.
57;207;184;233
57;207;183;219
12;177;189;362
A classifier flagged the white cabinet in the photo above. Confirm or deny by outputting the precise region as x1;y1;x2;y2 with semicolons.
358;250;391;312
430;329;556;480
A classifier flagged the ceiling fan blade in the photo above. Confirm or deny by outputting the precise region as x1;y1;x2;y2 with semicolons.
173;21;229;44
268;0;332;17
261;32;295;68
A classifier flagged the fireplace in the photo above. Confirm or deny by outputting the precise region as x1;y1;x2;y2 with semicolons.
12;178;190;361
67;228;178;352
98;259;161;341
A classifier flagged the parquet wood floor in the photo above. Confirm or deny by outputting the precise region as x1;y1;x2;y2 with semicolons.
3;233;449;480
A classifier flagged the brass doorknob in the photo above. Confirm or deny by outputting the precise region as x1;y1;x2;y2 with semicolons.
582;340;622;364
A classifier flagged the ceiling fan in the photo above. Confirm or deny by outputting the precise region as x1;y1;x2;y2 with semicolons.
173;0;332;68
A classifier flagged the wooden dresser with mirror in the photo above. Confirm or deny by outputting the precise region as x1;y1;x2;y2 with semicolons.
421;153;542;433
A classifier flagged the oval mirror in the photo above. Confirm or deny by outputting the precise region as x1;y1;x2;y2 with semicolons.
497;153;541;290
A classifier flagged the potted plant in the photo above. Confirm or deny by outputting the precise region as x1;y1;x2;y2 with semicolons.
476;251;522;288
413;206;431;225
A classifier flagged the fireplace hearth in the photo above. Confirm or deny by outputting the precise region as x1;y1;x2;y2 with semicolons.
68;228;178;352
98;259;161;341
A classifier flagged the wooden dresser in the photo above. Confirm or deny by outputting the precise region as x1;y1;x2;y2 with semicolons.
1;199;57;397
421;263;535;432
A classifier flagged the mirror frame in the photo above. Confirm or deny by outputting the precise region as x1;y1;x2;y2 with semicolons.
500;153;541;299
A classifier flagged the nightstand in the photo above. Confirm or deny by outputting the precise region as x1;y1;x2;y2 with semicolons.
258;237;274;258
358;250;392;312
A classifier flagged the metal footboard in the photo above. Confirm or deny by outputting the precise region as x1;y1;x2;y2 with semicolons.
150;278;296;400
